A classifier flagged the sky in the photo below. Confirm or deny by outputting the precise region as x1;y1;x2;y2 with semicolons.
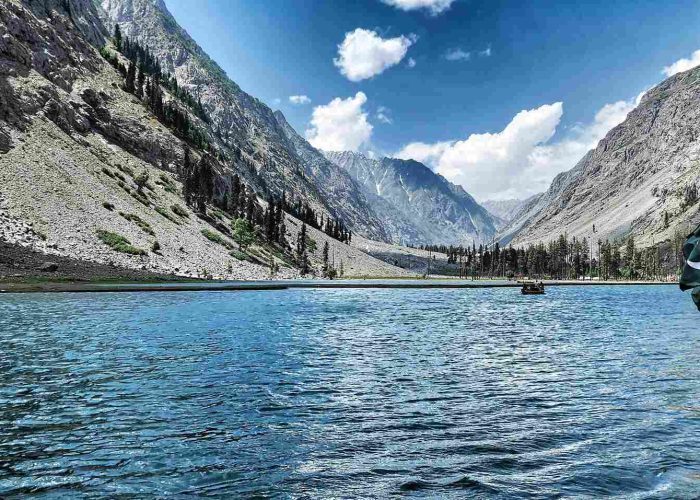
165;0;700;201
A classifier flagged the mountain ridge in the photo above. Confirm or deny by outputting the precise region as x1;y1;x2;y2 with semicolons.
325;150;499;246
506;67;700;249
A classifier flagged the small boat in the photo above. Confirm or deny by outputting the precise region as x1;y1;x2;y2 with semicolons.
521;281;545;295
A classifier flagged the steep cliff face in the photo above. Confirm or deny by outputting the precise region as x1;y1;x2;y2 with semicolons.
97;0;389;241
24;0;108;46
325;151;499;246
508;67;700;248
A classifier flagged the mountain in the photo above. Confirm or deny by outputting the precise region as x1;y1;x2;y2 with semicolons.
0;0;408;279
325;151;499;246
482;198;536;224
272;111;389;242
507;66;700;249
98;0;388;241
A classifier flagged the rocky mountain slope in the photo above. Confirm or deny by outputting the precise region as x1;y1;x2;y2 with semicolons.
97;0;388;242
0;0;410;279
325;151;499;246
507;67;700;249
482;197;535;225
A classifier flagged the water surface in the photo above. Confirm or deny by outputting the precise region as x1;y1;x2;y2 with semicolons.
0;286;698;497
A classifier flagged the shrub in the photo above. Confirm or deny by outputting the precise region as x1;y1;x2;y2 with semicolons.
157;174;178;194
201;228;232;249
117;181;130;194
171;204;189;218
119;212;155;235
130;190;150;207
102;201;115;211
230;250;251;262
151;240;161;253
155;206;181;225
306;236;317;253
96;230;145;255
134;170;150;192
116;163;134;177
232;218;255;249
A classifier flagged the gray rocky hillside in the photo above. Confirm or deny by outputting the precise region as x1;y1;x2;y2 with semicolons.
98;0;388;242
482;197;538;226
507;66;700;250
0;0;409;279
325;151;499;246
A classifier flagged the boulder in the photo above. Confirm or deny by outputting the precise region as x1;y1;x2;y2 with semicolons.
38;261;58;272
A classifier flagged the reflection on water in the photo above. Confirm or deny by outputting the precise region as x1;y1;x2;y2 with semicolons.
0;286;699;497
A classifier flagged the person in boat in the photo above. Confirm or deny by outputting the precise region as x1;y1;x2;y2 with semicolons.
522;280;545;294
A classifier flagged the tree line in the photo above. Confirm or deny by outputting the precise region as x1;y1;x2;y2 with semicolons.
420;233;671;280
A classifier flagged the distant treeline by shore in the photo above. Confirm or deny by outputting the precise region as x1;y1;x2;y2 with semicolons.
414;231;687;281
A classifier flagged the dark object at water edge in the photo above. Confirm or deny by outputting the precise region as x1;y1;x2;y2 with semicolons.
521;281;545;295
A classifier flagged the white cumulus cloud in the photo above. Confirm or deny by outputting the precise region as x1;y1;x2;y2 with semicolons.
407;57;417;68
662;49;700;77
306;92;373;152
394;141;452;165
334;28;416;82
289;95;311;105
396;97;639;200
381;0;456;15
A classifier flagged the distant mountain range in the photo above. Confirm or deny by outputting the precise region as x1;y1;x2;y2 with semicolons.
325;151;499;246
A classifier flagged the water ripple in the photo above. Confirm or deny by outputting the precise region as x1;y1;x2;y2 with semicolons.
0;286;699;497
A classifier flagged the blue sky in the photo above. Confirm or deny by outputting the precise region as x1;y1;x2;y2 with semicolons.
165;0;700;200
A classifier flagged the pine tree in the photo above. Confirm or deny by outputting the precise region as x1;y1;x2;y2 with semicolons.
295;223;309;275
245;190;255;223
196;155;214;213
113;24;122;51
264;203;275;243
182;147;194;206
135;59;145;98
322;241;329;277
230;174;241;216
124;61;136;93
625;235;635;278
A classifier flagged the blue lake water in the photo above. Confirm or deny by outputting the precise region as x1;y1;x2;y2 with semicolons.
0;285;699;498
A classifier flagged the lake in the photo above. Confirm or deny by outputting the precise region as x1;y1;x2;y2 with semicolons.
0;285;698;497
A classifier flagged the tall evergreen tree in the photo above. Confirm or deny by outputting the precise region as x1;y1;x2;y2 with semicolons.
295;223;309;275
230;174;241;216
322;241;329;276
135;59;145;98
124;61;136;93
113;24;122;51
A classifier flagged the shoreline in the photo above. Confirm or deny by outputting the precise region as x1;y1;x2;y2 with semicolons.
0;278;679;294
